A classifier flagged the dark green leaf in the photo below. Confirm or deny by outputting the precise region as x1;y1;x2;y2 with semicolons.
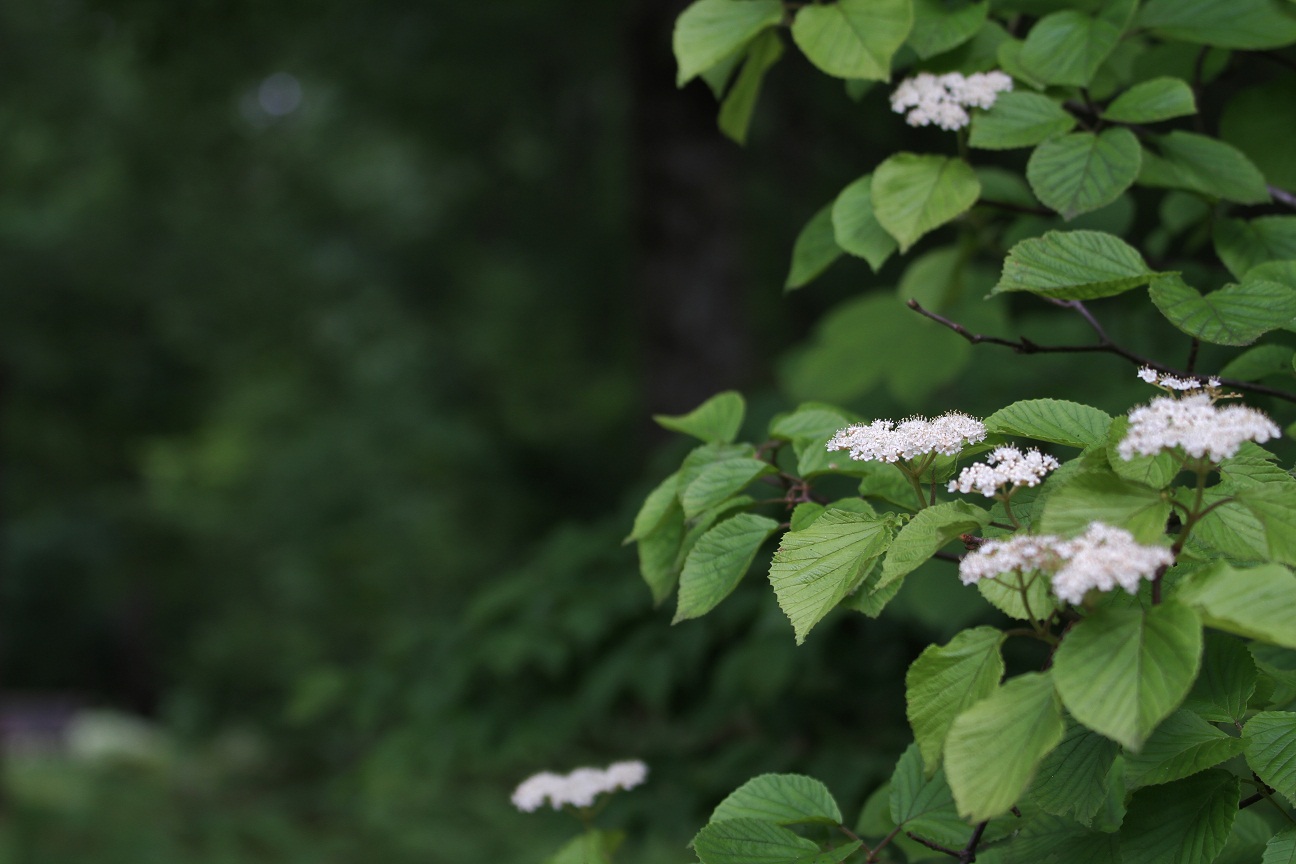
1265;827;1296;864
718;29;784;145
991;230;1155;299
1101;77;1197;123
711;773;843;825
1017;11;1120;87
680;457;775;518
1138;0;1296;49
1027;128;1141;220
908;0;989;58
1244;711;1296;805
1028;720;1120;824
1183;631;1259;723
675;514;779;623
968;91;1077;151
692;818;819;864
1123;708;1249;787
1120;770;1239;864
1149;274;1296;346
790;0;913;80
1221;345;1296;382
1139;131;1271;205
1214;217;1296;281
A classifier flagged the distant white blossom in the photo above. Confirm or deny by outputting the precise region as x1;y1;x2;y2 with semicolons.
827;412;986;463
890;71;1013;130
1118;393;1279;463
1135;365;1219;393
511;760;648;812
958;523;1172;604
948;446;1060;497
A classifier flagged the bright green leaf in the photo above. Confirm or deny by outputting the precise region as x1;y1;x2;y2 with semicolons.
1038;470;1173;544
944;672;1065;820
878;501;990;596
1108;416;1180;489
692;818;819;864
1138;0;1296;49
906;626;1006;773
1101;77;1197;123
1139;131;1271;205
832;174;898;272
680;457;774;518
1178;563;1296;650
1149;274;1296;346
770;403;854;441
718;30;784;145
1017;11;1120;87
710;773;843;825
1214;217;1296;281
968;91;1077;150
785;204;843;291
1027;128;1141;220
872;154;981;253
628;471;683;543
991;230;1155;299
674;0;784;86
639;499;685;604
675;514;779;623
768;509;895;644
985;399;1113;448
1247;711;1295;805
1120;770;1239;864
1124;708;1249;787
1236;486;1296;570
1052;603;1203;751
790;0;913;80
978;569;1059;622
908;0;989;59
655;392;746;444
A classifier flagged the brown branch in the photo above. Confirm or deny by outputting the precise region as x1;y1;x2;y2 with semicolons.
906;299;1296;405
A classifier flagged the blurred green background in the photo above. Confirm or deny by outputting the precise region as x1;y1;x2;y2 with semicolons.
5;2;1294;862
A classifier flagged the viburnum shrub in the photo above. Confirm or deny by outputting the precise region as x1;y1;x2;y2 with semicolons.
623;1;1296;862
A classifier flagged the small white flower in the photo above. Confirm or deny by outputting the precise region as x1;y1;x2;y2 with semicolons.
827;412;986;463
890;70;1013;130
958;533;1065;586
511;760;649;812
948;446;1060;497
1118;393;1280;463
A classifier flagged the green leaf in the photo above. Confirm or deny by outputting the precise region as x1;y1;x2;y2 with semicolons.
908;0;989;59
1214;217;1296;281
1235;486;1296;570
978;570;1059;622
793;841;862;864
674;0;784;86
944;672;1065;821
790;0;913;81
968;91;1077;151
1222;344;1296;382
770;403;854;441
718;29;784;145
1124;708;1249;787
768;509;895;644
655;391;746;443
831;174;898;272
680;458;774;518
628;471;683;543
1101;77;1197;123
1017;11;1120;87
985;399;1113;448
1052;603;1203;751
1038;470;1173;544
1003;813;1121;864
1120;770;1239;864
1140;132;1271;205
1149;274;1296;346
786;204;844;291
991;230;1155;299
1219;809;1275;864
1027;128;1141;220
1178;564;1296;650
888;744;991;848
675;515;779;623
711;773;843;825
878;501;990;596
1247;712;1296;805
1138;0;1296;49
1265;827;1296;864
692;818;819;864
544;830;624;864
906;626;1007;773
639;499;685;604
1028;720;1120;824
1183;631;1259;723
872;154;981;253
1108;416;1180;489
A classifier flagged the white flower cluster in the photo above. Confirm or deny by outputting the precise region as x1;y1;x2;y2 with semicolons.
948;446;1060;497
959;523;1173;605
1136;366;1220;393
890;71;1014;130
1118;393;1280;462
511;760;648;812
827;412;987;463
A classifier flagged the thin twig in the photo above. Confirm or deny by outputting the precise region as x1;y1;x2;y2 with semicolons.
1268;185;1296;210
907;832;961;858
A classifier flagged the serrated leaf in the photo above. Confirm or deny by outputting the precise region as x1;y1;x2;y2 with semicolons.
790;0;913;81
877;501;989;596
1038;470;1173;544
888;744;994;848
1124;708;1249;787
1140;131;1271;205
1017;11;1120;87
681;458;775;519
1138;0;1296;49
1266;827;1296;864
655;391;747;443
1027;128;1141;220
832;174;897;272
1183;631;1259;723
944;672;1065;821
1002;813;1121;864
674;0;784;86
786;204;843;291
768;509;895;644
1108;416;1180;489
1178;563;1296;650
1149;274;1296;346
985;399;1113;448
718;29;784;145
906;626;1007;773
1052;603;1203;751
638;500;685;605
711;773;843;826
1028;720;1120;824
1215;217;1296;281
629;472;683;543
692;818;819;864
978;570;1059;622
991;230;1155;299
675;515;779;623
1235;485;1296;569
908;0;988;58
1101;77;1197;123
872;154;981;253
1120;770;1239;864
968;91;1077;151
793;841;861;864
